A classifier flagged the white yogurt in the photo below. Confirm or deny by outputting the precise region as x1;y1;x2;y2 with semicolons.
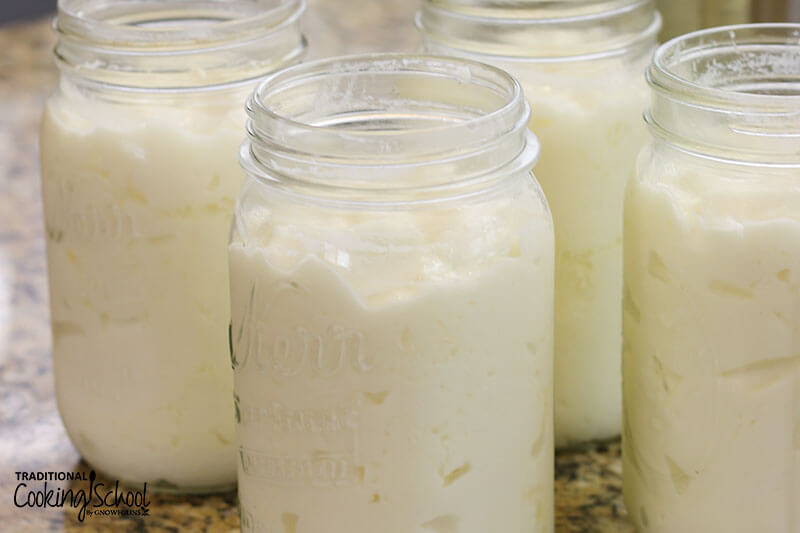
229;198;555;533
417;1;658;447
623;165;800;533
40;86;246;489
513;63;650;446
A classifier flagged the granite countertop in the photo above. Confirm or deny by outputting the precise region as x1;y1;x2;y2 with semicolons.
0;3;633;531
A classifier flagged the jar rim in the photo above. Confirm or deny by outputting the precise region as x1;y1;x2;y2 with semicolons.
416;0;660;60
649;23;800;113
423;0;649;22
54;0;307;89
242;53;539;203
646;23;800;167
56;0;304;49
248;54;525;141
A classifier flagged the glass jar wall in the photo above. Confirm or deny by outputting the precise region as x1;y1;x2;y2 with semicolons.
40;0;305;492
623;24;800;533
230;55;555;533
417;0;661;447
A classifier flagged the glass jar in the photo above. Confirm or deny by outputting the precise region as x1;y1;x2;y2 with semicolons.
623;24;800;533
40;0;305;492
417;0;661;447
230;54;555;533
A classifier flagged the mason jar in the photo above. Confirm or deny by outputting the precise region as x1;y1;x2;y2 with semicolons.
417;0;661;447
230;55;555;533
40;0;305;492
623;24;800;533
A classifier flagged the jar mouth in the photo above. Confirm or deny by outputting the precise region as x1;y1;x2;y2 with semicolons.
416;0;661;60
242;54;539;202
646;23;800;166
55;0;306;89
649;24;800;112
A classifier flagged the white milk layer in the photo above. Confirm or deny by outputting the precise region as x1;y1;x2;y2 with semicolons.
623;168;800;533
40;87;245;489
513;63;649;446
229;195;555;533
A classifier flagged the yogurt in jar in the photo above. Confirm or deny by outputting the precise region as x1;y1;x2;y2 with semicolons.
230;200;555;533
622;23;800;532
623;166;800;533
40;88;244;489
516;65;649;446
417;0;660;446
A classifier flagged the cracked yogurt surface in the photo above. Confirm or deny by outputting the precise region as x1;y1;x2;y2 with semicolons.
229;189;555;533
623;159;800;533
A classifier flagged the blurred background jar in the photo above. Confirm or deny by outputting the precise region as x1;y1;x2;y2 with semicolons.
623;24;800;533
418;0;660;448
657;0;800;40
40;0;305;492
231;54;554;533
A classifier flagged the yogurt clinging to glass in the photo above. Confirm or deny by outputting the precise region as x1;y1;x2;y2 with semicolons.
230;55;555;532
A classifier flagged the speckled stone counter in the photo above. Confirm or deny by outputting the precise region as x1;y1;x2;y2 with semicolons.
0;4;634;531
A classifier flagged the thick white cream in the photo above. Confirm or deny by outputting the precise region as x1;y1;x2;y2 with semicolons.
623;167;800;533
418;0;658;448
420;37;651;447
40;87;245;489
229;197;555;533
512;63;650;447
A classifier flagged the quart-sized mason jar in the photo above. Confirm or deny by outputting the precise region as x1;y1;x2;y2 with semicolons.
623;24;800;533
230;55;555;533
417;0;661;447
40;0;305;492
